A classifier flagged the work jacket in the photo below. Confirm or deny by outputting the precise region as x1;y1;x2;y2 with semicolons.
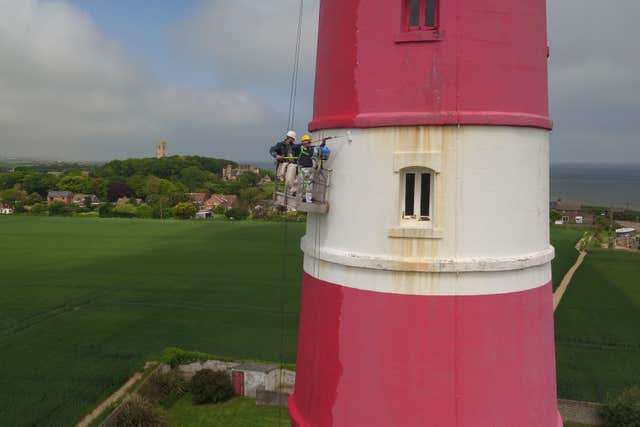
293;144;314;168
269;140;295;162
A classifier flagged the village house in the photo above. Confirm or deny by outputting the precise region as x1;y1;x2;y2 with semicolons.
188;193;208;206
0;203;14;215
203;194;239;211
550;199;590;224
47;191;74;204
72;194;100;206
222;164;260;181
116;197;143;205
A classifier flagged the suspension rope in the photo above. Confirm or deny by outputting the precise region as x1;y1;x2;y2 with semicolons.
287;0;305;130
278;1;305;425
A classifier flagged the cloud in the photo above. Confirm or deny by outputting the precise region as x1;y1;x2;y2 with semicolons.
0;0;274;161
548;0;640;163
176;0;319;87
174;0;320;129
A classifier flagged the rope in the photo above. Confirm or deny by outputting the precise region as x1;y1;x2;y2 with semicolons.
278;1;305;425
287;0;305;130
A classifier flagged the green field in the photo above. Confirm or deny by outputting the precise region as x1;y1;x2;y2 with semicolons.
166;396;285;427
550;226;585;290
555;249;640;402
0;216;304;426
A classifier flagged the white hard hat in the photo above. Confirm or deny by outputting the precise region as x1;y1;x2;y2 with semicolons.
286;130;297;140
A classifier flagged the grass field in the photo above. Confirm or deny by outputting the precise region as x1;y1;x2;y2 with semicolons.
0;216;304;426
166;396;285;426
550;226;585;291
555;249;640;402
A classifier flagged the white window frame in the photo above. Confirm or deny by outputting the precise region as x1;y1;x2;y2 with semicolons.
401;168;433;225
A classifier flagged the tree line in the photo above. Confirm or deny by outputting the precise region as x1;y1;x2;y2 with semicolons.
0;156;286;220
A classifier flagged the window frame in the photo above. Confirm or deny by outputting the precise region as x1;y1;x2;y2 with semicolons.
401;168;433;224
405;0;439;32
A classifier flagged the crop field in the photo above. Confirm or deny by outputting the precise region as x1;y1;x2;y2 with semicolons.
0;216;305;426
555;249;640;402
550;226;585;291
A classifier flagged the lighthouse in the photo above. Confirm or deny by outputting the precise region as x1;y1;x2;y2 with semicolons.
289;0;561;426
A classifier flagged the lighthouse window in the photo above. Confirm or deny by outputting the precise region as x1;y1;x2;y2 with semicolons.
402;169;432;221
409;0;420;27
406;0;438;30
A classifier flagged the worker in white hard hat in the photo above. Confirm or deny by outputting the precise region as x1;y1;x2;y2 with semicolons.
269;130;298;191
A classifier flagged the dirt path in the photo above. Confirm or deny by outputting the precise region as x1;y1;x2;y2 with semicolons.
553;239;588;312
75;362;157;427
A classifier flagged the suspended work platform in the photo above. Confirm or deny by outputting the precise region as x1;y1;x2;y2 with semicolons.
273;167;331;214
274;192;329;214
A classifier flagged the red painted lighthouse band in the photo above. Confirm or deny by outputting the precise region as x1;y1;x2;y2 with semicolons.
311;0;552;132
290;273;560;427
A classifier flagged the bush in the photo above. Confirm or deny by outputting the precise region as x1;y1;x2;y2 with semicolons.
136;204;153;219
110;394;165;427
190;369;234;405
48;201;74;216
224;207;249;220
98;203;115;218
600;387;640;427
160;347;220;369
30;203;47;216
111;203;137;218
174;202;196;220
139;370;186;408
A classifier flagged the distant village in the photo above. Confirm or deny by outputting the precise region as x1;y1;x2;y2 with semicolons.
550;199;639;250
0;142;290;221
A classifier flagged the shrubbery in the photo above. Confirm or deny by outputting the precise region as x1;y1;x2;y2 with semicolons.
110;394;165;427
139;370;186;408
600;387;640;427
48;201;74;216
190;369;234;405
174;202;196;219
224;207;249;220
30;203;47;215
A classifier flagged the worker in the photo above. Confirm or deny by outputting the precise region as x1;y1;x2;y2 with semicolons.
295;134;324;203
269;130;297;190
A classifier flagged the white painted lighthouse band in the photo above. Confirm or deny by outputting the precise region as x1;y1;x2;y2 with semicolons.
290;1;561;426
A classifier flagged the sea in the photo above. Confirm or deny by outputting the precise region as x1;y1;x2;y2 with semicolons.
551;164;640;210
254;160;640;210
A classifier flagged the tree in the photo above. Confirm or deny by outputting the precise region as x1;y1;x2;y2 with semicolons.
58;175;92;194
83;196;93;209
224;207;249;220
180;166;208;191
26;193;43;205
22;173;58;196
0;188;26;206
107;182;134;202
175;202;196;219
239;187;264;208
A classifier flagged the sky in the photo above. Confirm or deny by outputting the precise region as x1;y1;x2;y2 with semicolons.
0;0;638;164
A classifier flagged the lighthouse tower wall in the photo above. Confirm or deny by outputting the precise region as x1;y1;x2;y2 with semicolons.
290;0;560;425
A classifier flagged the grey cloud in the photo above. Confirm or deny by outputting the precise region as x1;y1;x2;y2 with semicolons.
548;0;640;163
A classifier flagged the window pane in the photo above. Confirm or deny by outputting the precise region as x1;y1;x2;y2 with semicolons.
425;0;436;27
420;173;431;217
409;0;420;27
405;173;415;216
